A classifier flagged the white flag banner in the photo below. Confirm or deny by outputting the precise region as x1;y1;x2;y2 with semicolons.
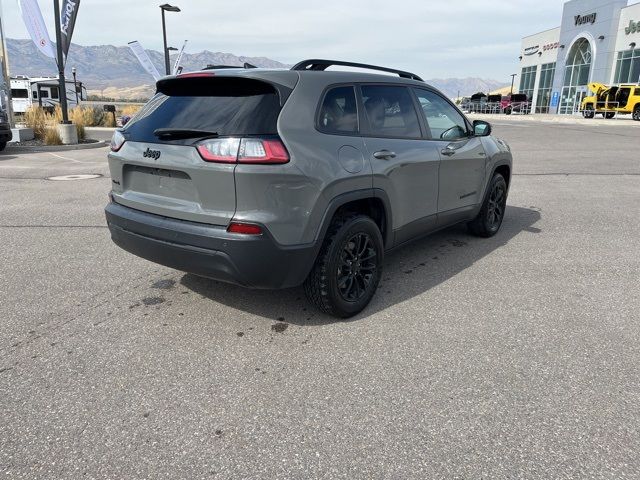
172;40;188;75
128;40;161;81
18;0;56;59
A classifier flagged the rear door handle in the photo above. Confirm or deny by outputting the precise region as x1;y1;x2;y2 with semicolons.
373;150;396;160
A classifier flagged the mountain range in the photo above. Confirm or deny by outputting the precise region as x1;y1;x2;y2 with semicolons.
6;38;505;100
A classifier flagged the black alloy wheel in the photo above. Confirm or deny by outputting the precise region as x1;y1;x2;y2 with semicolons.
337;232;378;302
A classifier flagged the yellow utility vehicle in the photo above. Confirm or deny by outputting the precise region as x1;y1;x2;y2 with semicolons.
581;82;640;121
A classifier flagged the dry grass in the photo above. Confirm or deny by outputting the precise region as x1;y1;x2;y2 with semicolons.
44;127;63;145
121;105;142;117
102;113;116;128
23;107;48;140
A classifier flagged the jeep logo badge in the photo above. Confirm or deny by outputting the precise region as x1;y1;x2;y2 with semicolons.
143;148;161;160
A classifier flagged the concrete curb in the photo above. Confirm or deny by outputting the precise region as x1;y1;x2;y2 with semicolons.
5;140;108;153
468;113;640;127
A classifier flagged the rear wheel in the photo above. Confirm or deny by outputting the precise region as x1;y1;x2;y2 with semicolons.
0;142;6;152
304;215;383;318
583;105;595;118
604;111;615;119
504;106;512;115
633;106;640;121
468;173;507;238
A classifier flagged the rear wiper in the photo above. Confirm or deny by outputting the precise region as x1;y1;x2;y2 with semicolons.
153;128;219;139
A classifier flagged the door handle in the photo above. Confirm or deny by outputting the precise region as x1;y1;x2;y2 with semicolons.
373;150;396;160
441;146;456;156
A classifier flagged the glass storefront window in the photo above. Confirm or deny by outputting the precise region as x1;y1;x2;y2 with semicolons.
559;38;592;114
519;65;537;101
614;49;640;84
536;62;556;113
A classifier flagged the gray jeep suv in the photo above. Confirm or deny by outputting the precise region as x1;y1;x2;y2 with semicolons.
105;60;512;318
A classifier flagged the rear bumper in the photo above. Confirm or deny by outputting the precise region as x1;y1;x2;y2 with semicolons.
105;202;317;289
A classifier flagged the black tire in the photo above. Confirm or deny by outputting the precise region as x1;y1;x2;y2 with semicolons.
504;106;512;115
583;105;595;119
633;106;640;122
304;214;383;318
468;173;508;238
604;112;615;119
0;142;6;152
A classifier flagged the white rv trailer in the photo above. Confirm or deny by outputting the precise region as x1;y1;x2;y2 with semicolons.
10;76;87;114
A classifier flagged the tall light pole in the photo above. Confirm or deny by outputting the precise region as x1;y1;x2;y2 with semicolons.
510;73;517;95
160;4;181;76
71;66;79;104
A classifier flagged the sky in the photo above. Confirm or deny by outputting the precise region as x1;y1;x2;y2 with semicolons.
1;0;638;81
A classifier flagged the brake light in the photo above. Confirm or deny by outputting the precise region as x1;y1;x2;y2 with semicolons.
227;222;263;235
238;138;289;164
196;137;289;164
196;138;241;163
178;72;215;78
110;130;126;152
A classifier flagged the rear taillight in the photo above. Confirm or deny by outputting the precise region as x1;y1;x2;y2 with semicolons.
196;137;289;164
227;222;263;235
196;138;241;163
110;130;126;152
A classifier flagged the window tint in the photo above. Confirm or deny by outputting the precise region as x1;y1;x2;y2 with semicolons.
361;85;421;138
318;86;358;133
124;77;284;144
414;89;468;140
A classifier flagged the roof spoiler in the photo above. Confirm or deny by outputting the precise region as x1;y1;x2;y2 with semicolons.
291;59;423;82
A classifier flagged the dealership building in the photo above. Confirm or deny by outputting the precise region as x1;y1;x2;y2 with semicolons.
519;0;640;114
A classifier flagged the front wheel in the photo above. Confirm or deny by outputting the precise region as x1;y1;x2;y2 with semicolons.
604;112;615;119
583;105;595;119
468;173;508;238
304;215;383;318
0;142;6;152
633;106;640;121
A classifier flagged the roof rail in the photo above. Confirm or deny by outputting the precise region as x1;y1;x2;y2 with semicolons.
291;59;423;82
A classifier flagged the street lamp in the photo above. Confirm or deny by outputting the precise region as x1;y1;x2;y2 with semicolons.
71;66;79;104
510;73;517;95
160;4;181;75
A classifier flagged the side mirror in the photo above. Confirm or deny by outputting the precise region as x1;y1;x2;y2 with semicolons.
473;120;492;137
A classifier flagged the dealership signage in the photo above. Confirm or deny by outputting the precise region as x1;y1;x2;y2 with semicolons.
543;42;560;51
625;20;638;35
524;45;539;56
574;13;597;26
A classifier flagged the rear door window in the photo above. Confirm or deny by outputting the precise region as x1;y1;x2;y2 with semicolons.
360;85;421;139
317;86;358;134
123;76;285;144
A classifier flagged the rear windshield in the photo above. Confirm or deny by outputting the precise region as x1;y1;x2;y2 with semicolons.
123;76;284;144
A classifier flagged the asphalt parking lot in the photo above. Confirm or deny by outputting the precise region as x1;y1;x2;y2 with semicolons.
1;120;639;479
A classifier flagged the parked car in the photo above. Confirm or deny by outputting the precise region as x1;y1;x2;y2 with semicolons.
105;59;513;317
0;108;12;151
501;94;531;114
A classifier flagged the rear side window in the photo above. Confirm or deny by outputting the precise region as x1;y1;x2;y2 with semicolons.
361;85;421;139
318;86;358;134
124;77;284;144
